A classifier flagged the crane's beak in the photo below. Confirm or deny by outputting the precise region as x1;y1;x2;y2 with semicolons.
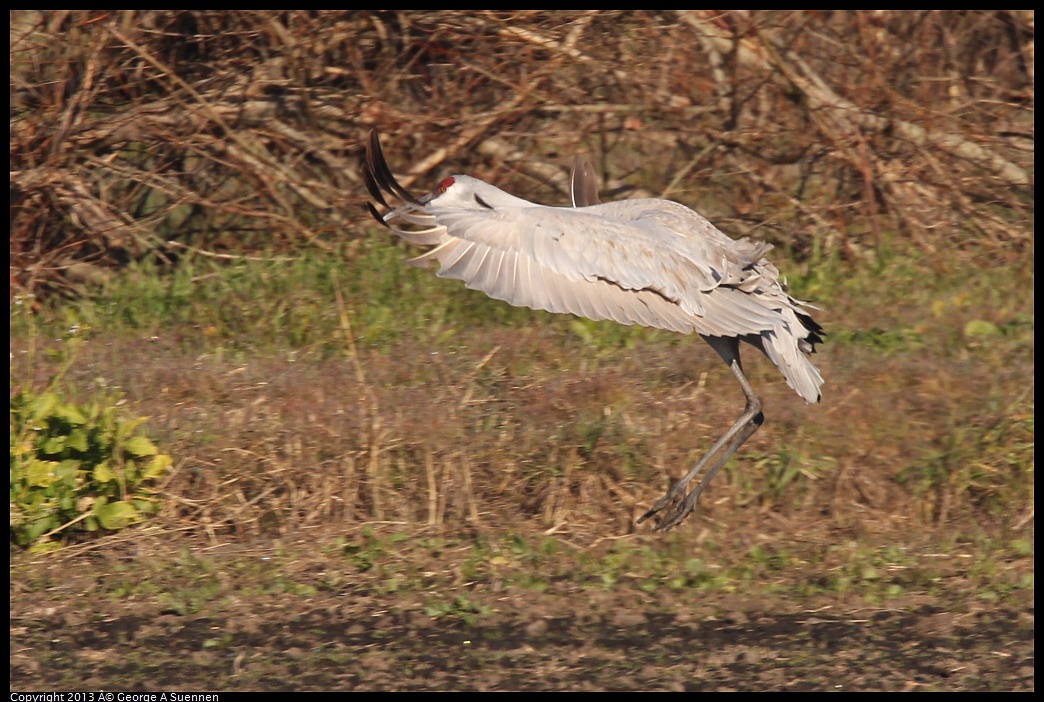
415;190;438;206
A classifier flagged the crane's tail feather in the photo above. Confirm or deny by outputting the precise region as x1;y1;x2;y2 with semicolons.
795;309;825;352
750;308;824;404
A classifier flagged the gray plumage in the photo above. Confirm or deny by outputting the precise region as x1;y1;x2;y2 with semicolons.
364;130;823;531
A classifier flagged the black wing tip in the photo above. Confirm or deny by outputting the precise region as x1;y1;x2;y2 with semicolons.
366;201;391;229
364;129;422;207
363;161;390;210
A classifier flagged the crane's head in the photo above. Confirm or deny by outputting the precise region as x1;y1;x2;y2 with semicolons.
421;174;533;211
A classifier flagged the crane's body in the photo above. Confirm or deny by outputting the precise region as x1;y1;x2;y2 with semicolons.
364;130;823;530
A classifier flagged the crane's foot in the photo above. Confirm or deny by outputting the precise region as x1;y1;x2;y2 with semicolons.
637;484;698;531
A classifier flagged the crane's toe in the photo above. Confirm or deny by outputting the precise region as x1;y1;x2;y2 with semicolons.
638;485;694;531
652;494;699;531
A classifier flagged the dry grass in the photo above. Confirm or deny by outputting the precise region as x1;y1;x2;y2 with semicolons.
14;252;1028;549
11;11;1034;297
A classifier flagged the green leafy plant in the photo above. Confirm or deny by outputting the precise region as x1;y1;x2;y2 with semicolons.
10;389;173;552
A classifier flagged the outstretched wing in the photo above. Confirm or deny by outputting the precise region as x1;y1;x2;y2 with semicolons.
363;130;823;402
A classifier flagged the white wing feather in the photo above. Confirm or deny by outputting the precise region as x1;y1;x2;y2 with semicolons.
382;174;822;403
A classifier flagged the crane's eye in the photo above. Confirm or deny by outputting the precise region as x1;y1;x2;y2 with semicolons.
434;177;455;195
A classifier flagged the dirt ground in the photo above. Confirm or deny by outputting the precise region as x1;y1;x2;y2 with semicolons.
10;525;1035;691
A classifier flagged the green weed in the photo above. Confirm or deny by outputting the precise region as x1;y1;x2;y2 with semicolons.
10;298;173;551
424;594;492;626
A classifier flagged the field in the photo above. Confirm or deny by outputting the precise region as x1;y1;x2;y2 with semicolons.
10;11;1034;691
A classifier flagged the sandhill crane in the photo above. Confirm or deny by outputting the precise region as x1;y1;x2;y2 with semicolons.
364;130;823;531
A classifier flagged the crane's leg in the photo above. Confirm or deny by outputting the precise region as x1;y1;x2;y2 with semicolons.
638;337;764;531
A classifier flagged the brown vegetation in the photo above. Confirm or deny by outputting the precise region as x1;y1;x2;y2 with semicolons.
11;11;1034;296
